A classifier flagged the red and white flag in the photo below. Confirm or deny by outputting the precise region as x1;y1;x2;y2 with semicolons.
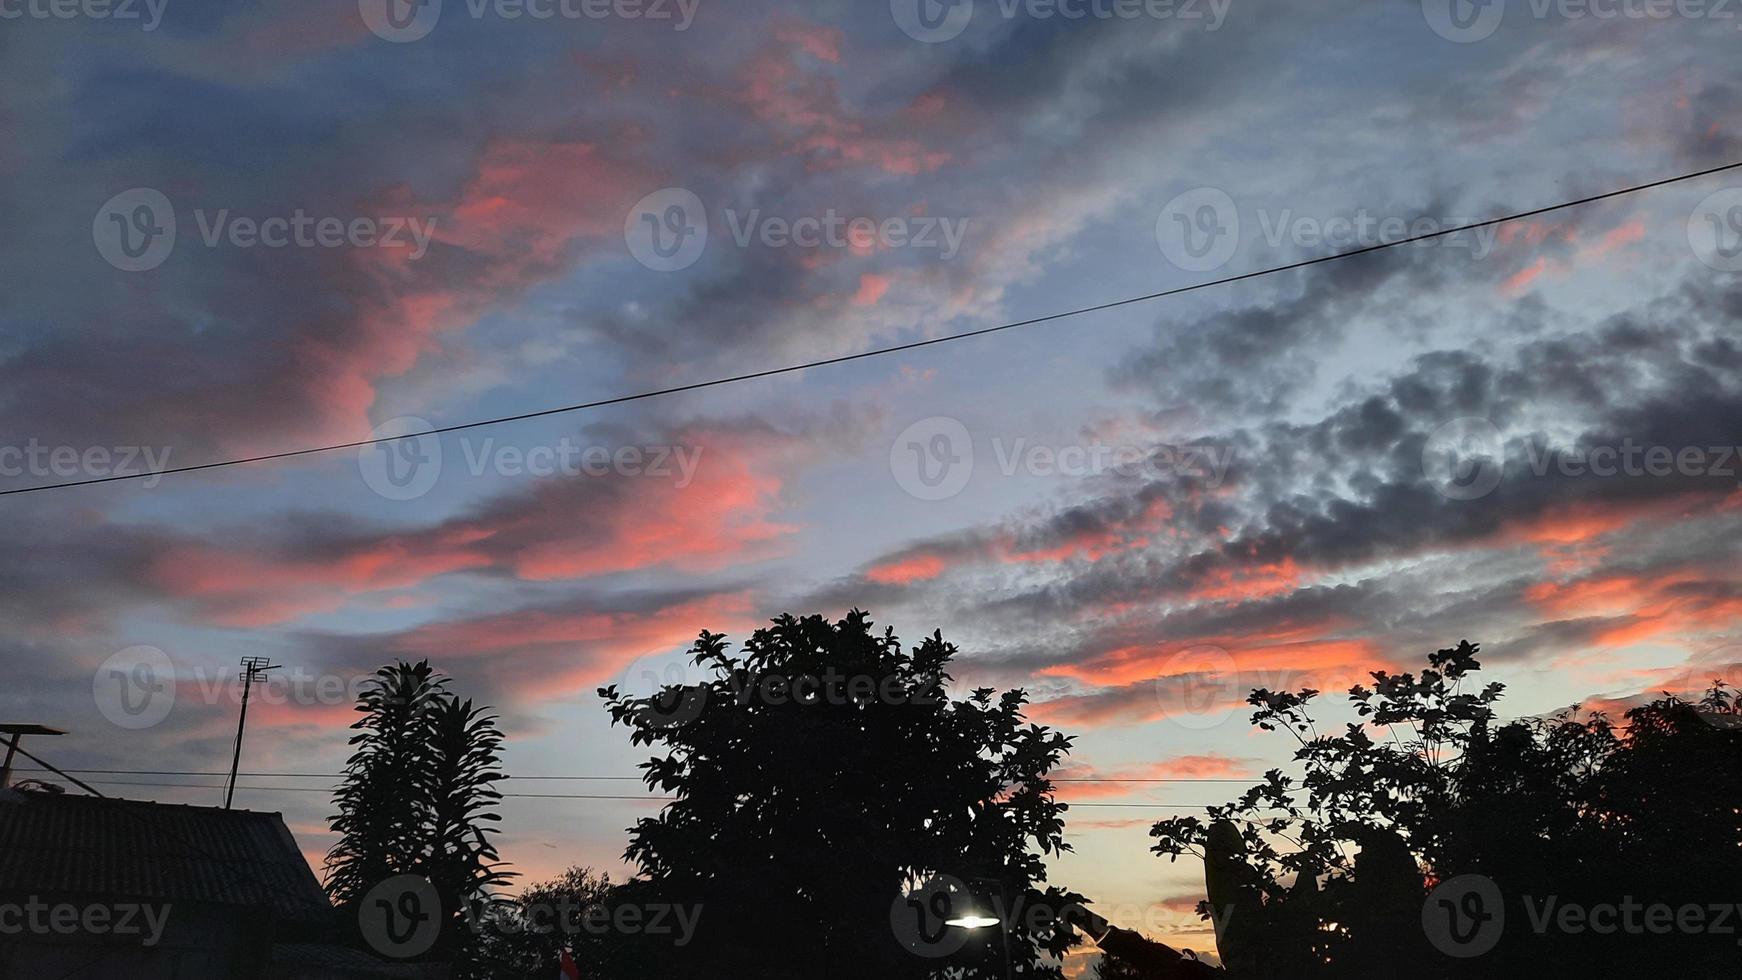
558;949;581;980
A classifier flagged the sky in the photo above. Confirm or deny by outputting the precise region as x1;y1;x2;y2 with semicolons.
4;0;1742;965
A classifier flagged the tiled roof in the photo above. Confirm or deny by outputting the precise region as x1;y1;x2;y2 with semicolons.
0;790;332;923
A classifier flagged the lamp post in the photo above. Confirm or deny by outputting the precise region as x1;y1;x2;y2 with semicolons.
943;876;1014;980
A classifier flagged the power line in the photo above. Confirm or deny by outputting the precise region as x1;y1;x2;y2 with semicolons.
6;159;1739;498
32;776;1255;809
14;767;634;780
13;766;1254;783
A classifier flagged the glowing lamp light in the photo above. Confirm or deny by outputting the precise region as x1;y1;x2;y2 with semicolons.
944;915;1001;930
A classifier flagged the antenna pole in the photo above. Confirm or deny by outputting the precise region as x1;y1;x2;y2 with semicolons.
224;658;280;810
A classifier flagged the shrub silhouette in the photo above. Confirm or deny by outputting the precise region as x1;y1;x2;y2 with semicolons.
325;660;513;962
1152;641;1742;976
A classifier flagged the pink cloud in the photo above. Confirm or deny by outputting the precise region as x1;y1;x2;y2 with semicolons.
865;552;948;585
724;30;951;175
852;272;893;307
148;423;802;627
1053;755;1254;800
391;591;758;699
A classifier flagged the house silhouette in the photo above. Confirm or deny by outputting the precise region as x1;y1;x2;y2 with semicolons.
0;788;424;979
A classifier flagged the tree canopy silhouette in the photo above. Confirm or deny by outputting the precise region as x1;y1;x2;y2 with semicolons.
325;660;512;962
598;610;1088;980
1151;641;1742;977
466;866;617;979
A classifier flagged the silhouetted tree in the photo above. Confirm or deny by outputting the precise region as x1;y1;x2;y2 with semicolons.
1092;954;1147;979
1151;641;1742;977
467;866;615;979
326;661;512;963
599;611;1087;980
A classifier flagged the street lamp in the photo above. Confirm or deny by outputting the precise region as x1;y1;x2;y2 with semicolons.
943;876;1014;980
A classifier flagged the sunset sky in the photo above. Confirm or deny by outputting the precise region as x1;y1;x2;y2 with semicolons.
4;0;1742;964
